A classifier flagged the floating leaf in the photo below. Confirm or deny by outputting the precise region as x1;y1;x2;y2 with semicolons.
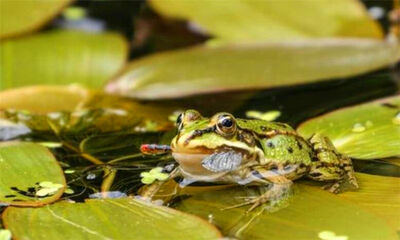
0;0;72;39
0;91;176;135
140;167;169;184
150;0;382;43
0;142;65;206
106;39;400;99
174;174;398;240
3;198;222;240
0;85;90;113
0;30;128;90
338;173;400;231
297;95;400;159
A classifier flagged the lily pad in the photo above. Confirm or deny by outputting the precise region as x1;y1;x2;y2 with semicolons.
3;198;222;240
0;91;175;134
0;85;90;114
338;173;400;231
0;0;72;39
106;39;400;99
0;142;66;206
150;0;382;44
174;174;398;240
297;95;400;159
0;30;128;90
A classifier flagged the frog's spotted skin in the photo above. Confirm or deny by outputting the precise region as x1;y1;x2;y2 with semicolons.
169;110;358;209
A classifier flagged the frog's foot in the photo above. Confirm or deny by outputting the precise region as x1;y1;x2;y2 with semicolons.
223;182;292;213
322;170;359;194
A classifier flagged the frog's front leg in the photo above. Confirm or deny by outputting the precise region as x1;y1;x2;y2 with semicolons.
225;167;293;212
308;133;358;193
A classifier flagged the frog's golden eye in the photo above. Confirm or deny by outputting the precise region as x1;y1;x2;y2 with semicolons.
216;114;236;136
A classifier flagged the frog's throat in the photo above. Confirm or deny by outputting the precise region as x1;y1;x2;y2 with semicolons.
172;147;264;177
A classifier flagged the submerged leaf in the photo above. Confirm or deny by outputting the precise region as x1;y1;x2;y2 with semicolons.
0;30;128;90
3;198;222;240
0;142;66;206
0;0;72;39
107;39;400;99
297;95;400;159
150;0;382;43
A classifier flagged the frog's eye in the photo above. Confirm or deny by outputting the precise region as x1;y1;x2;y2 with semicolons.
216;114;236;136
176;113;183;130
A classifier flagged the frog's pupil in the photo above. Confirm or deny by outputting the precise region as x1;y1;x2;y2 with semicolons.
222;118;233;127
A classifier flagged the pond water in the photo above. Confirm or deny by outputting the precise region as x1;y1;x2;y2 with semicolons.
2;67;398;240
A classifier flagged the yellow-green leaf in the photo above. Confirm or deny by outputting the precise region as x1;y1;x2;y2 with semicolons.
150;0;383;44
3;198;222;240
0;0;72;39
0;142;66;206
106;39;400;99
338;173;400;231
0;85;90;114
297;95;400;159
174;174;398;240
0;30;128;90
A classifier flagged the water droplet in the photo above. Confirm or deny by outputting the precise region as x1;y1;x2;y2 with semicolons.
208;214;214;223
393;112;400;125
352;123;366;132
365;120;373;128
318;230;348;240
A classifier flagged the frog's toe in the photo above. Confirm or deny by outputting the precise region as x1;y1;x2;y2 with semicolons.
323;177;358;194
322;181;342;194
222;183;292;212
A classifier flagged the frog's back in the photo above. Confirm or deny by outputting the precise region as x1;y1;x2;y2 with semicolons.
236;119;296;135
237;119;314;177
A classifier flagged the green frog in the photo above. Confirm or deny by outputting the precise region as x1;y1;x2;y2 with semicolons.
143;110;358;210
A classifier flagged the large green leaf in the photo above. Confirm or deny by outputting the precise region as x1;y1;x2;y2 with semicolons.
174;174;398;240
339;173;400;231
0;142;66;206
150;0;383;44
0;0;72;39
297;95;400;159
0;30;128;90
3;198;222;240
106;39;400;99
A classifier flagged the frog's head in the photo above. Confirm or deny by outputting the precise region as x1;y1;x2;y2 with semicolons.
171;110;262;177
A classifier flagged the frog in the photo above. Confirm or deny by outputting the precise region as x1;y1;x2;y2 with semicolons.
142;109;358;211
